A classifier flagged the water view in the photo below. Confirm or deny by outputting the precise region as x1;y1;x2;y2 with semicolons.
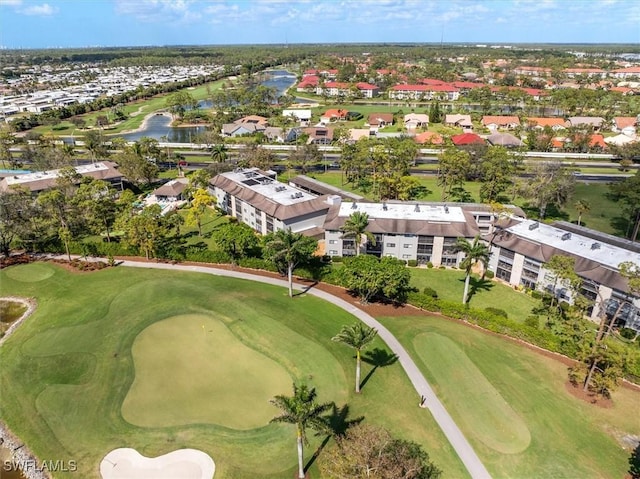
115;70;298;143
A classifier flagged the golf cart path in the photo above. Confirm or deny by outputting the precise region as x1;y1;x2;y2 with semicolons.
122;259;492;479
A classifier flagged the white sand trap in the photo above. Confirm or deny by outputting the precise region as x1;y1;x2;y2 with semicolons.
100;448;215;479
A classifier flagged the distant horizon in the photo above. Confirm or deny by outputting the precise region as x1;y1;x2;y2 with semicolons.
1;0;638;50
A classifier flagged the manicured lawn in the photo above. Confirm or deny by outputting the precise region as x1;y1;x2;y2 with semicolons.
379;315;640;479
409;267;539;322
0;263;467;479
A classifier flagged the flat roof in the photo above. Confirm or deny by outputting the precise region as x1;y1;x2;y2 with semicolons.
4;162;113;186
507;220;640;271
221;168;317;206
338;202;467;223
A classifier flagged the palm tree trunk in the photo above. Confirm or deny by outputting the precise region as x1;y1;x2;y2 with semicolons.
296;430;305;479
355;350;361;393
65;240;71;262
288;264;294;298
462;273;471;304
577;213;582;226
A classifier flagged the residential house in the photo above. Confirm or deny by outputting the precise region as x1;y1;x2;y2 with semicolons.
481;115;520;131
283;109;312;126
367;113;394;128
303;127;334;145
296;75;319;92
526;117;567;131
222;122;265;137
320;109;348;124
404;113;429;131
612;117;638;136
487;132;523;147
348;129;374;143
445;114;473;131
414;131;444;145
451;133;485;146
566;116;605;131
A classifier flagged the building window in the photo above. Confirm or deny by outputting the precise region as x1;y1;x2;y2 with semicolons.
329;240;337;244
329;250;338;255
403;244;411;248
402;254;411;259
386;243;396;247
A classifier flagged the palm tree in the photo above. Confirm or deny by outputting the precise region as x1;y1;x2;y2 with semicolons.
340;211;376;256
332;323;378;393
263;229;317;298
210;143;228;162
270;383;332;479
455;236;491;305
574;199;591;226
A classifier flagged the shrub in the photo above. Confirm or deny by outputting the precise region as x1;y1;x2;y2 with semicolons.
426;261;433;268
484;270;494;279
438;265;446;269
407;259;418;267
524;315;540;329
331;256;344;263
238;257;278;272
530;290;543;300
422;287;439;299
484;307;508;318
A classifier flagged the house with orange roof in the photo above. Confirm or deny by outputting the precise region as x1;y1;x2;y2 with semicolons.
414;131;443;145
613;117;638;136
296;75;319;92
526;117;567;131
589;134;607;150
367;113;394;128
610;86;634;95
481;115;520;131
320;109;348;124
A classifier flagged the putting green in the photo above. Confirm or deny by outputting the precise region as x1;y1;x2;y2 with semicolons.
122;314;292;429
413;333;531;454
4;262;54;282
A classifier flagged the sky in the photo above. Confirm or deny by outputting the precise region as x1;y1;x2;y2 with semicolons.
0;0;639;49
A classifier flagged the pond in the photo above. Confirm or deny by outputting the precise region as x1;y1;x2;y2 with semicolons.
114;70;299;143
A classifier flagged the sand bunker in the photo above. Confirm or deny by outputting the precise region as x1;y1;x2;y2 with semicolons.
100;448;215;479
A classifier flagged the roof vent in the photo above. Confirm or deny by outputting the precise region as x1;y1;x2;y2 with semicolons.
414;204;420;213
561;232;572;241
529;222;539;230
444;205;449;213
382;202;387;211
591;242;601;250
290;194;296;199
351;202;357;209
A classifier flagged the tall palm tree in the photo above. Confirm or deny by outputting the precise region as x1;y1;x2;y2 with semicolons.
340;211;376;256
332;323;378;393
270;383;332;479
455;236;491;305
263;229;317;298
574;199;591;226
210;143;228;162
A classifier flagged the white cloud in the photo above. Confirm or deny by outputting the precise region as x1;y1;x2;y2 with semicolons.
0;0;23;6
115;0;200;23
20;2;56;15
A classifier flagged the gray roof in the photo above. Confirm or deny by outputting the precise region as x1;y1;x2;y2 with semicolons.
0;161;123;193
152;178;188;198
289;175;364;201
567;117;604;127
487;132;524;147
210;174;331;221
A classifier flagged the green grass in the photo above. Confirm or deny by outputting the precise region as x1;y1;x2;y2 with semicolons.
380;315;640;479
0;263;467;479
122;314;293;429
409;268;539;322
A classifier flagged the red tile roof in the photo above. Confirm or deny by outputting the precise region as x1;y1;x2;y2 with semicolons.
451;133;485;145
322;109;348;119
526;117;567;128
414;131;444;145
481;116;520;126
356;82;379;90
324;81;350;89
614;117;637;129
589;134;607;148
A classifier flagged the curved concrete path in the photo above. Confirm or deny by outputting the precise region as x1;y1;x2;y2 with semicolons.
118;259;491;479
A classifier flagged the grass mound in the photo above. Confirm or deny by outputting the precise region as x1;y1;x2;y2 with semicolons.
4;262;55;282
